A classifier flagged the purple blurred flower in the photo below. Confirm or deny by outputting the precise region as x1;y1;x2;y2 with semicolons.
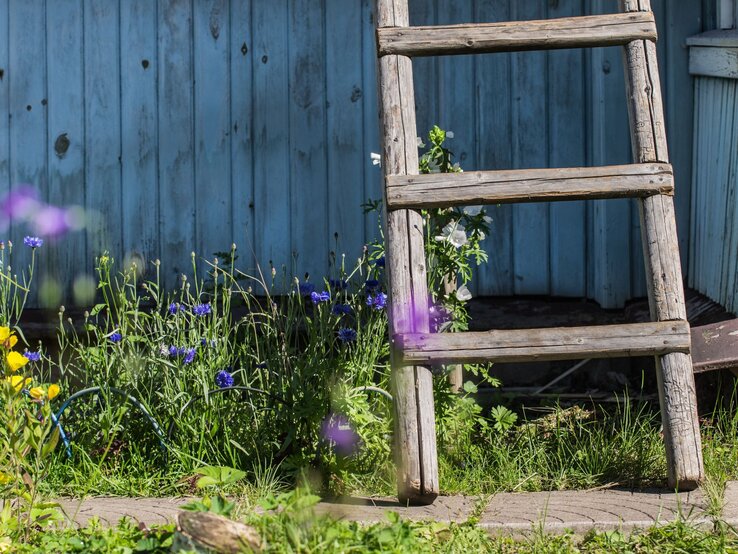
183;348;197;364
1;186;39;220
192;303;212;316
372;256;385;268
33;205;72;237
168;302;182;315
321;413;360;456
310;291;330;304
109;332;122;343
24;350;41;362
215;369;234;389
331;304;353;316
337;327;357;343
299;282;316;296
366;292;387;311
168;345;181;358
23;236;43;249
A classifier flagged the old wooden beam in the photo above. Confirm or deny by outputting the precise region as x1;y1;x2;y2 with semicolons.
386;163;673;210
377;0;439;506
377;12;656;57
621;0;705;490
396;321;691;365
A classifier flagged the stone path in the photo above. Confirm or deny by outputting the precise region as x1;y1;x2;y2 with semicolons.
57;481;738;535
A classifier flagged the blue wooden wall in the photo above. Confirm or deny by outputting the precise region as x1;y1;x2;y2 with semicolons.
0;0;705;308
689;75;738;313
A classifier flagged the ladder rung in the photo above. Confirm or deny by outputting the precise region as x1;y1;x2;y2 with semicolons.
377;12;657;57
386;163;673;210
395;321;691;365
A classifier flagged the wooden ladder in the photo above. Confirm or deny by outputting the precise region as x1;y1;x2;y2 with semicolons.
375;0;704;505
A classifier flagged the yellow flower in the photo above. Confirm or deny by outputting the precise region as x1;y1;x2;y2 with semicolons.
6;351;28;372
29;387;44;400
47;384;60;401
6;375;30;391
0;327;18;348
3;336;16;349
0;472;11;485
0;327;11;343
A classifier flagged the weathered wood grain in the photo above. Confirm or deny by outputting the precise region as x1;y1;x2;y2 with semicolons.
396;321;691;365
175;511;262;553
378;0;439;506
386;163;674;209
377;12;657;57
689;46;738;79
691;319;738;375
621;0;705;490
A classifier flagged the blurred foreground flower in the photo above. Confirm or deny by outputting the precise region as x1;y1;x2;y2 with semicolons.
321;413;360;456
0;185;84;238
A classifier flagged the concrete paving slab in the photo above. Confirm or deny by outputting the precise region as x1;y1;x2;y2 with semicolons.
481;486;711;535
55;481;738;535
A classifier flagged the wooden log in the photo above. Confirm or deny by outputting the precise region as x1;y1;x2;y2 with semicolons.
377;0;439;506
396;321;691;365
174;511;262;553
621;0;705;490
377;12;657;57
386;163;673;210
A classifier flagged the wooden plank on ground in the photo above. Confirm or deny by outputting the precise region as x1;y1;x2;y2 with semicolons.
386;163;674;209
377;12;657;57
691;319;738;375
396;321;691;365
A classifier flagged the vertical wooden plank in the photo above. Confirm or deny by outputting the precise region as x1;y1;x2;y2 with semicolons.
121;1;158;274
230;0;254;271
720;82;738;310
378;0;439;506
548;0;586;297
84;0;122;267
362;0;382;245
326;0;365;262
158;0;194;287
194;0;232;264
588;0;632;308
252;0;290;280
46;0;85;297
0;0;9;205
436;0;476;170
511;0;549;295
8;0;47;277
475;0;514;296
621;0;704;490
289;0;328;284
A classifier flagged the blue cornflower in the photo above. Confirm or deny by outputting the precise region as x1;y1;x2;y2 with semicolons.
168;345;181;358
366;292;388;311
23;236;43;249
372;257;385;268
183;348;197;364
215;369;234;389
310;291;330;304
24;350;41;362
299;282;316;296
109;332;123;343
337;327;357;343
332;304;353;316
200;338;217;347
329;279;348;290
192;303;212;317
365;279;380;292
168;302;183;315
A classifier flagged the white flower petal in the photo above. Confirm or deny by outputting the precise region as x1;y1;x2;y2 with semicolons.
456;285;472;301
463;205;483;216
446;131;455;138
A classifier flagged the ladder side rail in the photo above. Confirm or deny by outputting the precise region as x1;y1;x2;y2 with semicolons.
376;0;439;505
621;0;705;489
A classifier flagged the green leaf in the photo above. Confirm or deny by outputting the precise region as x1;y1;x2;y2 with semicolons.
194;465;246;488
462;381;478;394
